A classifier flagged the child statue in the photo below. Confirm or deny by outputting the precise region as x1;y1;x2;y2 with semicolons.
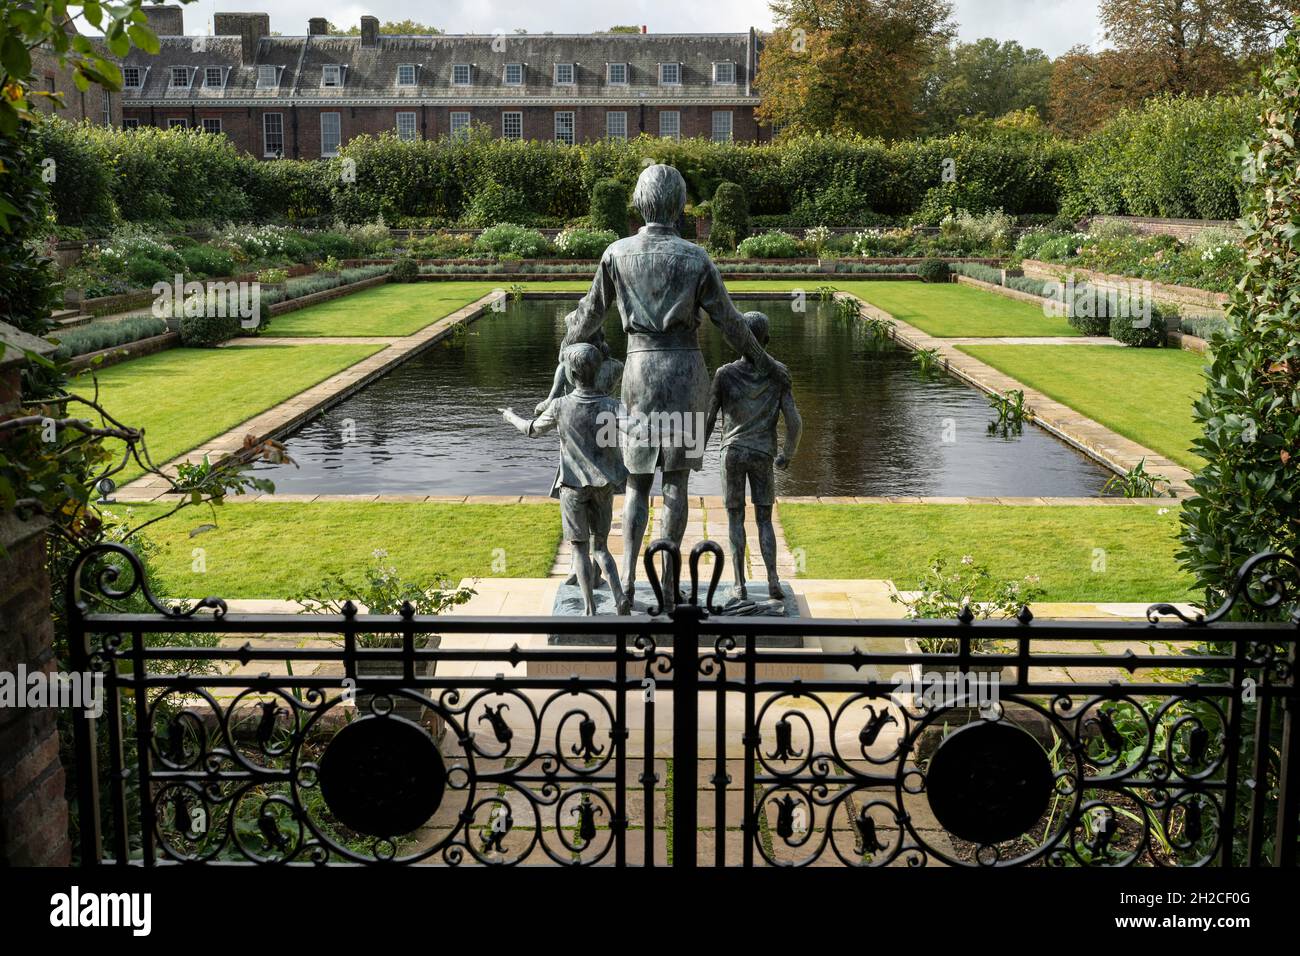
501;343;630;615
704;311;802;602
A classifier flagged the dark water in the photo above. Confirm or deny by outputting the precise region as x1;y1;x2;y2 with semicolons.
254;299;1113;497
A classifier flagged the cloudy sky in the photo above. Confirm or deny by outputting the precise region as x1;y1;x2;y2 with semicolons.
177;0;1107;57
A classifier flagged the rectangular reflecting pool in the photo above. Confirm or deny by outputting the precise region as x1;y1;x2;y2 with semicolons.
253;297;1116;497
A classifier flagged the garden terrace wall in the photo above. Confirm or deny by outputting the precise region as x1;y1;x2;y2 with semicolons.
1020;260;1229;313
67;330;180;372
267;273;391;317
1084;216;1238;243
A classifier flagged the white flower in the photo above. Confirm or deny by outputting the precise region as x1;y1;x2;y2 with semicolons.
960;555;974;565
1157;508;1170;516
372;548;389;559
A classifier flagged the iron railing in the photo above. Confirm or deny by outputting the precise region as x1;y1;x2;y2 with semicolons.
66;541;1300;867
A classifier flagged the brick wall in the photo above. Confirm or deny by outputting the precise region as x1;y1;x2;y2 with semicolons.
0;330;71;867
122;103;765;156
32;44;121;127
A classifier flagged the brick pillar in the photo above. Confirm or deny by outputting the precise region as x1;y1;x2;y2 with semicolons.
0;322;71;866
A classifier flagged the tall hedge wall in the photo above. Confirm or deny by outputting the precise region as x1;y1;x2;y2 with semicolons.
33;93;1254;231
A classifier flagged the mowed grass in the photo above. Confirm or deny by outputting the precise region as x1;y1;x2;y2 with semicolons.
75;343;383;482
725;280;1077;337
268;280;594;337
957;344;1207;470
117;502;561;598
780;503;1194;602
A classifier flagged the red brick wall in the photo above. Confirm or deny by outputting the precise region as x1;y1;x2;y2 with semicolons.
123;103;764;155
32;44;121;126
0;358;71;867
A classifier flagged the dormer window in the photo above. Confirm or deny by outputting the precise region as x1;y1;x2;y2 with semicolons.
554;63;575;85
322;64;343;88
204;67;224;88
607;62;628;85
503;63;523;86
659;62;681;85
123;66;143;89
169;66;190;89
452;63;471;86
256;64;279;89
397;63;417;86
713;61;735;84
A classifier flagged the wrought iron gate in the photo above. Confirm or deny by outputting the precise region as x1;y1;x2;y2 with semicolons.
67;542;1300;867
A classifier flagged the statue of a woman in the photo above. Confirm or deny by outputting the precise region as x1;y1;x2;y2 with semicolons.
562;164;788;600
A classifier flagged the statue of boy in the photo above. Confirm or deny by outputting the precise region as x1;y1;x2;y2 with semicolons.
501;343;629;615
704;311;802;601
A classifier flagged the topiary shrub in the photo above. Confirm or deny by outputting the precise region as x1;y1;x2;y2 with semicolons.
709;181;749;252
1108;307;1168;347
1180;33;1300;613
590;179;629;236
917;258;951;283
389;256;420;282
178;311;241;347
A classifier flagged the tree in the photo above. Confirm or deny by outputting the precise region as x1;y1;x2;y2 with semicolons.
756;0;956;137
1046;45;1166;137
1100;0;1288;94
918;38;1053;134
1179;26;1300;614
327;20;443;35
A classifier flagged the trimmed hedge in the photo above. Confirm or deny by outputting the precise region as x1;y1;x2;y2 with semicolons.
35;94;1252;232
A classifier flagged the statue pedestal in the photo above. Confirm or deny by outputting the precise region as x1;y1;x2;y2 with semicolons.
547;580;803;647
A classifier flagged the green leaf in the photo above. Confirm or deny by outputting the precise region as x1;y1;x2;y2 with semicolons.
127;24;160;55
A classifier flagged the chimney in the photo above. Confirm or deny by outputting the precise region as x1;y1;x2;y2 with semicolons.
214;12;270;61
640;25;647;34
142;4;184;36
308;17;329;36
360;16;379;47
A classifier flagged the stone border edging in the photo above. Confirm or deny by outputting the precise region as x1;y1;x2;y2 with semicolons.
266;273;390;317
843;292;1197;497
1020;259;1229;311
67;331;179;372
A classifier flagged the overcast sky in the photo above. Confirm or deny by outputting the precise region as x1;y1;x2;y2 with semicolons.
177;0;1106;57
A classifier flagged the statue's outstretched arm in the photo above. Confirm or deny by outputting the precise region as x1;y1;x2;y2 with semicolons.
698;262;790;389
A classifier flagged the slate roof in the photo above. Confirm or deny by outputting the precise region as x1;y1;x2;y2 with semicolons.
122;33;761;107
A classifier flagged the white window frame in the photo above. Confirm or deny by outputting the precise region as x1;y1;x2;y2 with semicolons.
659;62;681;86
713;61;736;85
321;64;343;88
501;111;522;140
396;63;417;87
262;112;283;158
607;62;628;85
256;64;279;90
554;110;575;145
167;117;187;129
396;111;418;141
606;110;627;141
122;66;143;89
658;110;680;140
203;66;224;89
320;112;341;157
452;63;471;86
554;63;575;86
449;111;471;138
122;117;140;129
503;63;524;86
711;110;733;143
202;117;222;134
102;91;111;125
169;66;190;89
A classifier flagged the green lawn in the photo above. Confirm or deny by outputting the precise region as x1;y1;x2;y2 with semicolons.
725;280;1077;337
76;343;383;481
269;280;594;337
116;501;561;598
957;344;1206;470
780;503;1193;602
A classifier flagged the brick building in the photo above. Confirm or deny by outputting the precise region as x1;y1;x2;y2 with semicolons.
120;8;768;158
31;21;122;127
